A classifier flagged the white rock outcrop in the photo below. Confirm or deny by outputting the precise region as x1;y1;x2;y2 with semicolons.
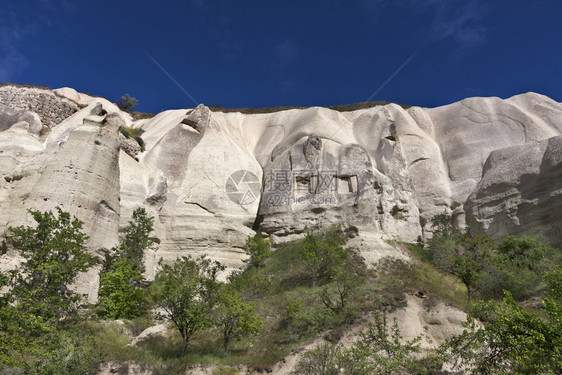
466;135;562;247
0;85;561;300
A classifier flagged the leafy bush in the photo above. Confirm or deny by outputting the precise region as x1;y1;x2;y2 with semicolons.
96;208;155;319
426;214;561;304
214;284;262;349
295;225;348;287
294;311;426;375
344;310;425;375
441;279;562;374
479;236;561;301
242;236;273;268
119;126;145;139
292;343;342;375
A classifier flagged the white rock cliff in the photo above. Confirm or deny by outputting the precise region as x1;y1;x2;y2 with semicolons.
0;85;560;300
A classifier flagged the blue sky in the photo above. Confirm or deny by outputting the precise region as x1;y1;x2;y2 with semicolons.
1;0;560;113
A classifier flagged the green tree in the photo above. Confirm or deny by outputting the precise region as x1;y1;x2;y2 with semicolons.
498;235;560;271
96;208;155;319
442;269;562;374
215;284;262;350
293;311;425;375
430;212;459;238
343;310;424;375
292;343;343;375
96;258;148;319
319;270;360;314
478;235;561;301
119;207;155;269
295;226;347;287
116;94;138;110
427;215;492;303
242;236;273;268
155;255;224;355
8;207;96;322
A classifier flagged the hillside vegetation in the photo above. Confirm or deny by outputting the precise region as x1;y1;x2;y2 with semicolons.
0;209;560;374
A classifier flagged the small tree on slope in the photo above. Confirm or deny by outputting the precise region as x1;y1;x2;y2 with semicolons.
97;208;155;319
155;255;224;355
8;207;96;323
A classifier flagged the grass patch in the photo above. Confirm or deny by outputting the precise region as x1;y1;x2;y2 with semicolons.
119;126;146;151
382;242;469;310
119;126;145;139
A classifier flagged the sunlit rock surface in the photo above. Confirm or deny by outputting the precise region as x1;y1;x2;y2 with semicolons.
0;85;561;301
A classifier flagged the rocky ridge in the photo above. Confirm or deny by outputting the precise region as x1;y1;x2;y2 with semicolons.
0;85;560;301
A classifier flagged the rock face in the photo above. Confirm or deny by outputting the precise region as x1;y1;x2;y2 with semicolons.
0;85;561;299
0;85;79;129
466;135;562;247
0;93;127;299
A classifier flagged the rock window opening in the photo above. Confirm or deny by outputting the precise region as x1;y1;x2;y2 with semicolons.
295;175;318;197
337;175;358;194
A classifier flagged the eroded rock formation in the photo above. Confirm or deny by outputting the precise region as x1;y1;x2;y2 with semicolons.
0;85;560;301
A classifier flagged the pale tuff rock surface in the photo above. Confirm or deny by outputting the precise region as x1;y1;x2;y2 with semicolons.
1;85;561;299
388;294;469;349
466;135;562;247
137;104;260;271
399;93;562;231
0;96;124;299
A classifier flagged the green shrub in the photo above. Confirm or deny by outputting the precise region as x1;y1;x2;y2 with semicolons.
119;126;145;139
284;299;302;324
292;343;342;375
295;225;348;287
441;284;562;374
242;236;273;268
294;311;426;375
96;208;155;319
477;236;560;301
